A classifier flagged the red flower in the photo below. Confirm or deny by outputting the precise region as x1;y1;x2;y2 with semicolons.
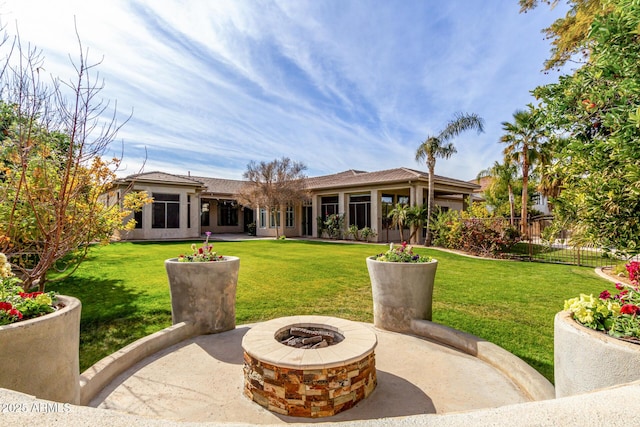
620;304;640;315
615;283;624;290
8;309;22;319
0;301;13;311
599;290;611;300
19;291;43;299
615;290;629;301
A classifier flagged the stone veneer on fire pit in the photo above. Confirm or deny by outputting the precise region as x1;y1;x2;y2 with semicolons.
242;316;378;418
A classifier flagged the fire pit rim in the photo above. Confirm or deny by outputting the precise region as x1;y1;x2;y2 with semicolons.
241;315;377;370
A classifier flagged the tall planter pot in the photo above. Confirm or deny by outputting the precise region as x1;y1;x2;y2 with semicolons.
554;310;640;398
0;295;81;404
165;257;239;334
366;257;438;333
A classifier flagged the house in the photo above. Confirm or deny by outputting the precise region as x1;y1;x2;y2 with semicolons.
112;167;479;243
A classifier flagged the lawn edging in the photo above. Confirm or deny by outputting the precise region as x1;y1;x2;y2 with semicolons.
411;319;555;401
79;321;200;406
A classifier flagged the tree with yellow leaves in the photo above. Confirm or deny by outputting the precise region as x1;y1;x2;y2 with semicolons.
0;27;149;290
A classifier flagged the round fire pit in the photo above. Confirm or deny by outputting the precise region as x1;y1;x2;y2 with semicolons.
242;316;377;418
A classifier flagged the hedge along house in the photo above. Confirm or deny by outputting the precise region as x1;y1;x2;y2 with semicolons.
113;168;479;243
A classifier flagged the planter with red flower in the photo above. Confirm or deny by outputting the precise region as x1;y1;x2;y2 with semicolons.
366;242;437;332
0;253;81;404
165;232;239;334
555;261;640;397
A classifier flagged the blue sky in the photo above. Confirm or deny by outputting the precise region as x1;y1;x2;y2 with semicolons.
2;1;567;181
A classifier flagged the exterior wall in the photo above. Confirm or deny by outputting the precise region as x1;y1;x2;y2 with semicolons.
532;193;550;215
255;205;303;238
117;184;201;241
433;197;464;212
112;173;477;242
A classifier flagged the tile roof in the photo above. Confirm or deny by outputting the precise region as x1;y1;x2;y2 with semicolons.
118;167;479;195
116;171;206;187
306;167;479;191
181;175;246;196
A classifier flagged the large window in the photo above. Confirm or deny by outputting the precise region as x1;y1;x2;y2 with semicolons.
218;201;238;226
349;194;371;229
382;193;410;229
152;193;180;229
321;196;339;220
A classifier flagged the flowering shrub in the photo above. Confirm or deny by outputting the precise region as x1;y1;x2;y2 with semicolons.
430;209;520;257
564;262;640;342
0;253;57;326
177;232;224;262
374;242;432;263
627;261;640;283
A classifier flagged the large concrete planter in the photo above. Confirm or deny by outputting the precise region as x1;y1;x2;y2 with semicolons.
366;256;438;332
0;295;81;404
165;257;239;334
554;310;640;398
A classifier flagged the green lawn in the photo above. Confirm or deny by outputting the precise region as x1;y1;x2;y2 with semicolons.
48;239;609;383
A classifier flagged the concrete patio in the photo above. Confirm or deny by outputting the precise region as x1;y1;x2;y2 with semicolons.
88;322;532;424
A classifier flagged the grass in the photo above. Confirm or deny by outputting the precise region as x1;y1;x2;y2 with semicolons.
47;239;610;383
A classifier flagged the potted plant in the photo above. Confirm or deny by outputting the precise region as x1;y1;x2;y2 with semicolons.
0;253;81;404
366;242;437;332
165;232;239;334
555;261;640;397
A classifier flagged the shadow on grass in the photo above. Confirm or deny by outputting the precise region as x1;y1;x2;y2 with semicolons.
48;275;172;371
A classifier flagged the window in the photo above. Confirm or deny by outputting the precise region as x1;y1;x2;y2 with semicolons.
187;195;191;228
381;194;394;229
201;201;210;226
270;208;281;228
134;209;143;229
321;196;339;220
218;201;238;226
531;193;542;205
349;194;371;229
285;206;294;228
259;208;267;228
129;191;143;229
152;193;180;229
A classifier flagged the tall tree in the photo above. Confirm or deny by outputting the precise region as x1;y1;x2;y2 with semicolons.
238;157;308;238
477;161;519;225
519;0;612;70
532;0;640;255
500;106;544;236
415;112;485;246
0;29;149;290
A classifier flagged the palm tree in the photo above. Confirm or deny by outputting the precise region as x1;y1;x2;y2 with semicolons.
407;203;428;244
500;106;544;236
388;203;409;242
477;160;519;225
535;136;566;212
416;112;485;246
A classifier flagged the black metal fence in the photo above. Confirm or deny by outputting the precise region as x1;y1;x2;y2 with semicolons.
504;216;631;269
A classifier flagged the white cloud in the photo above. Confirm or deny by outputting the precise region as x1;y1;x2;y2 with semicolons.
1;0;569;181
